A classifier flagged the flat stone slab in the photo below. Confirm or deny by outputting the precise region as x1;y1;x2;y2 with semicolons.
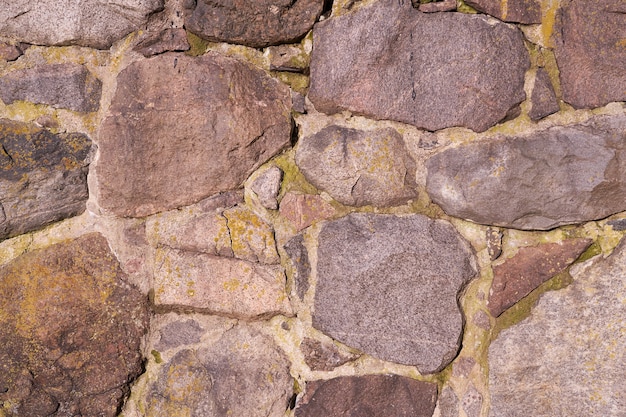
96;52;291;217
309;0;529;132
296;125;417;207
426;114;626;230
489;238;626;416
279;192;336;231
0;119;92;241
0;234;148;416
295;375;437;417
554;0;626;108
0;0;164;49
313;213;476;373
465;0;541;23
185;0;324;48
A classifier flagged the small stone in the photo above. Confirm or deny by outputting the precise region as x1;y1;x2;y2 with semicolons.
488;238;592;317
314;213;476;373
529;67;560;121
0;42;23;61
452;357;476;378
486;228;503;261
268;44;310;73
296;375;437;417
291;90;306;114
284;234;311;299
296;125;417;207
464;0;541;23
133;28;190;57
0;63;102;112
462;385;483;417
251;166;283;210
34;115;59;129
435;387;459;417
300;338;359;371
473;310;491;330
185;0;325;48
279;192;336;231
418;0;456;13
223;205;280;264
607;218;626;231
155;319;205;351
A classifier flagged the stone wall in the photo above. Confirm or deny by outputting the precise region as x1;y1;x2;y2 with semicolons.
0;0;625;416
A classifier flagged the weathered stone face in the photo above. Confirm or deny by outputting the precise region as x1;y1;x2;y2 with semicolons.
279;192;336;231
96;52;292;217
426;114;626;230
554;0;626;108
0;234;149;416
489;238;626;416
0;0;164;49
295;375;438;417
300;338;360;371
0;119;93;241
184;0;324;48
295;125;417;207
313;213;476;373
465;0;541;23
309;0;529;132
528;68;560;121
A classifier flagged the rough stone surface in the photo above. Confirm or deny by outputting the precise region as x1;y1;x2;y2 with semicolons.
133;28;190;57
426;114;626;230
295;375;438;417
279;192;336;231
97;52;292;217
607;218;626;231
147;324;293;417
296;125;417;207
529;68;560;121
462;385;483;417
434;387;459;417
155;319;204;351
0;234;149;416
488;238;626;416
0;119;92;241
269;44;310;73
284;234;311;299
0;0;164;49
0;64;102;112
314;213;476;373
154;247;292;319
223;205;280;264
300;338;360;371
251;166;283;210
185;0;324;48
465;0;541;23
0;42;23;61
309;0;529;132
554;0;626;108
488;238;591;317
418;0;456;13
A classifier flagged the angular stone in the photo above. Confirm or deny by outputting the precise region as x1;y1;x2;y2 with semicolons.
300;338;360;371
0;0;164;49
269;44;310;73
464;0;541;23
309;0;529;132
223;205;280;264
488;238;591;317
435;387;459;417
0;42;23;61
488;238;626;416
295;375;438;417
418;0;456;13
0;119;92;241
296;125;417;207
279;192;336;231
133;28;190;57
529;67;560;121
154;247;292;319
147;324;293;417
185;0;324;48
426;114;626;230
284;234;311;299
314;213;476;373
0;64;102;112
97;52;292;217
251;166;283;210
155;319;204;351
554;0;626;108
0;234;149;416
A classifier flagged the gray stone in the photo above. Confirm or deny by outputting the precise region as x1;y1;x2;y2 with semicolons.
309;0;529;132
464;0;541;23
147;324;293;417
96;52;292;217
185;0;324;48
313;213;476;373
0;64;102;112
554;0;626;108
155;319;204;351
296;125;417;207
608;218;626;231
426;114;626;230
295;374;438;417
488;238;626;416
0;0;164;49
284;234;311;300
0;119;93;241
435;387;459;417
529;68;560;121
251;166;283;210
462;385;483;417
133;28;190;57
300;338;360;371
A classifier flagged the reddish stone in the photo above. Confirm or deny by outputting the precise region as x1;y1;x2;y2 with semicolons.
529;67;560;121
465;0;541;23
279;192;335;231
418;0;456;13
133;28;190;57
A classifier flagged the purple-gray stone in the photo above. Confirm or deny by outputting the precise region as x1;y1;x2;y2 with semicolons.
529;68;560;121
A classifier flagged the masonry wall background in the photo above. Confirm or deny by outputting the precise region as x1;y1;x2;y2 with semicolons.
0;0;625;416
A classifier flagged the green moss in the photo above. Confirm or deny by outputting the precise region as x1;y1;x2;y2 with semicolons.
272;151;319;197
575;241;602;263
273;72;309;94
456;0;478;13
151;350;163;364
185;32;210;57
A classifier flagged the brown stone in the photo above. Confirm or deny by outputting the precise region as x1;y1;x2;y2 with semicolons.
96;52;292;217
295;375;438;417
269;44;310;73
418;0;456;12
185;0;324;48
529;67;560;121
133;28;190;57
488;238;592;317
284;234;311;299
223;205;280;264
279;192;336;231
0;42;23;61
300;338;360;371
0;234;149;416
464;0;541;23
554;0;626;108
